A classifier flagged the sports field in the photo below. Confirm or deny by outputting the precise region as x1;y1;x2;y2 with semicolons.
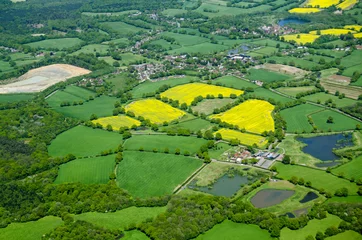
247;69;290;83
54;154;115;184
215;128;267;147
275;162;359;194
211;100;274;134
48;125;123;157
92;116;141;130
160;83;243;105
117;151;202;197
195;220;273;240
26;38;83;49
75;206;166;230
125;99;185;124
124;135;207;154
332;155;362;180
0;216;62;240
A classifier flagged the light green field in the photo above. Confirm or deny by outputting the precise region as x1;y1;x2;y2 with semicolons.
160;32;209;46
46;85;95;107
194;3;271;18
275;162;359;194
124;135;207;154
26;38;83;49
332;155;362;180
325;231;362;240
192;98;236;115
280;104;324;133
161;9;187;16
71;44;109;55
82;10;139;16
247;69;290;83
341;50;362;68
303;92;356;108
119;53;147;65
208;142;232;160
248;88;293;104
311;110;360;132
102;22;147;35
0;60;13;72
123;230;150;240
280;214;342;240
48;125;123;157
195;220;273;240
54;154;115;184
214;76;259;90
162;118;215;132
117;151;203;197
251;39;292;48
250;46;278;56
0;216;62;240
74;206;166;230
266;56;321;70
0;94;33;103
277;86;317;97
168;43;229;54
326;196;362;203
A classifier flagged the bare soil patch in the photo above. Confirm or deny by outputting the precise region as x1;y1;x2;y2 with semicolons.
258;63;308;76
327;74;351;85
0;64;90;93
321;81;362;99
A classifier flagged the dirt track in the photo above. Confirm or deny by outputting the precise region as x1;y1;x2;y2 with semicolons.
0;64;90;94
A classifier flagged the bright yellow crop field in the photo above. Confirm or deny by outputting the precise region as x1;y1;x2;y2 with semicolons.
309;28;356;35
282;34;320;44
304;0;339;8
215;128;267;147
92;116;141;130
160;83;243;105
125;99;185;124
211;99;275;134
337;0;359;10
288;8;322;13
344;25;362;31
354;33;362;38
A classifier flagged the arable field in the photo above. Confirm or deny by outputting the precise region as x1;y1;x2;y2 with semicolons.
309;29;356;35
125;99;185;124
275;162;359;194
214;76;259;90
311;110;360;132
0;93;33;103
0;216;63;240
289;8;322;13
48;125;123;157
26;38;83;49
92;116;141;130
304;0;339;8
54;154;115;184
160;83;243;105
123;135;207;154
332;155;362;180
117;151;203;197
282;34;320;44
191;98;235;115
211;99;275;134
246;69;290;83
195;220;273;240
74;206;166;230
215;128;267;147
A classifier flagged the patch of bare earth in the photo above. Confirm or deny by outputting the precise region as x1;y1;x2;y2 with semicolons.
320;81;362;99
0;64;90;94
326;74;351;85
257;63;308;77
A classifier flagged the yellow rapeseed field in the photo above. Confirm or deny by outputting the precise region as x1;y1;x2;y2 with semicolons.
344;25;362;31
92;115;141;130
160;83;243;105
211;99;275;134
288;8;322;13
337;0;359;10
125;99;185;124
282;34;320;45
309;28;356;35
354;33;362;38
215;128;267;147
304;0;339;8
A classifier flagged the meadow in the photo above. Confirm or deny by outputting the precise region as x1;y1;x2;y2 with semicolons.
277;86;317;97
211;99;275;134
48;125;123;157
92;116;141;130
332;155;362;180
125;99;185;124
117;151;203;197
215;128;267;147
325;230;362;240
340;50;362;68
71;44;110;55
123;230;150;240
102;22;147;35
275;162;359;194
26;38;83;49
160;32;209;46
213;76;259;90
248;88;293;104
54;154;115;184
46;85;95;107
162;118;215;133
194;3;271;18
311;110;360;131
0;93;33;103
160;83;243;105
123;135;207;154
247;69;290;83
191;98;236;115
168;42;229;54
303;92;356;108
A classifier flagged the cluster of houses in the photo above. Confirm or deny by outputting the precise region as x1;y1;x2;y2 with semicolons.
132;63;165;81
78;77;104;87
260;24;296;35
227;149;283;169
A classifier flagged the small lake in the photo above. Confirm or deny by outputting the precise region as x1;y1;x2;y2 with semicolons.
228;45;250;55
297;133;353;161
278;18;308;26
299;191;318;203
251;189;295;208
188;174;252;197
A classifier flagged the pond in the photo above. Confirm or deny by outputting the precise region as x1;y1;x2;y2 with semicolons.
228;45;250;55
188;174;253;197
278;18;309;26
297;133;353;161
280;212;295;218
299;191;318;203
251;189;295;208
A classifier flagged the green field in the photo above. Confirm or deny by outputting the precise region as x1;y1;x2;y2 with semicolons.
303;92;356;108
117;151;203;197
275;162;359;194
208;142;232;160
168;43;229;55
124;135;207;154
311;110;360;132
246;69;290;83
46;85;95;107
332;155;362;180
195;220;273;240
266;56;321;70
71;44;110;55
194;3;271;18
161;8;187;16
213;76;258;90
340;50;362;68
325;231;362;240
162;118;215;132
280;214;342;240
0;216;62;240
102;21;146;34
326;196;362;203
248;88;293;104
280;104;324;133
74;206;166;230
160;32;209;46
277;86;317;97
251;39;291;48
48;125;123;157
123;230;150;240
192;98;236;115
0;93;33;103
26;38;83;49
54;154;115;184
249;46;278;56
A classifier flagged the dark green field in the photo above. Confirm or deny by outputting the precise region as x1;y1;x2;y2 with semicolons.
246;69;290;83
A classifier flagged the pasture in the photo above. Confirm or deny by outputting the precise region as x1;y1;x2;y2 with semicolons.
0;216;62;240
275;162;359;194
191;98;236;115
46;85;95;107
215;128;267;147
168;43;229;54
54;154;115;184
303;92;356;108
248;88;293;104
125;99;185;124
0;93;33;103
340;50;362;68
311;110;360;131
213;76;259;90
277;86;317;97
92;116;141;130
194;3;271;18
325;231;362;240
332;155;362;180
102;22;147;35
71;44;109;55
160;83;243;105
123;135;207;154
48;125;123;157
162;118;215;132
247;69;290;83
160;32;209;46
123;230;150;240
74;206;166;230
211;99;275;134
117;151;203;197
26;38;83;49
195;220;273;240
